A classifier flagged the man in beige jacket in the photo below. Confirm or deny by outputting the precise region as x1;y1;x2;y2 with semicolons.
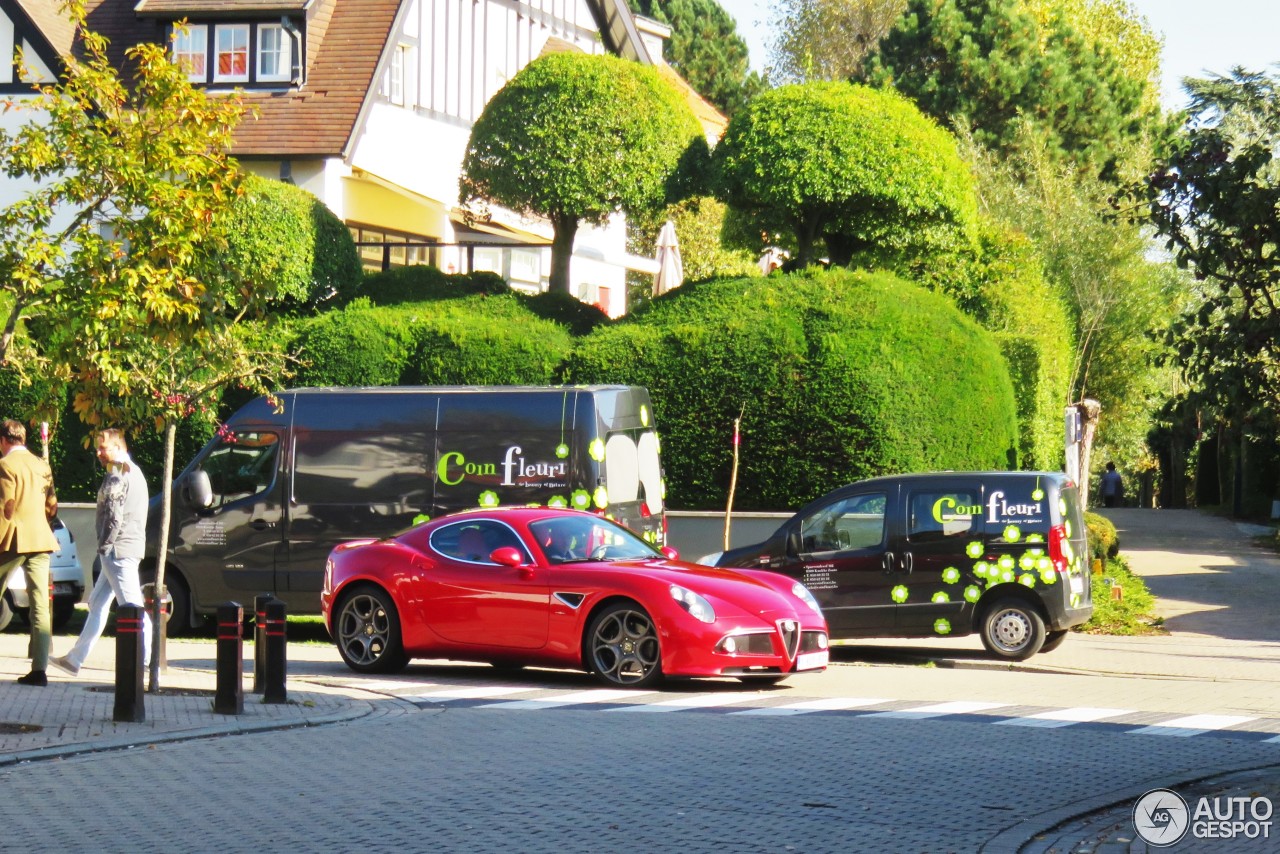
0;419;59;686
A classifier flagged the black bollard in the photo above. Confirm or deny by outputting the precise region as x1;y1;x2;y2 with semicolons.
213;602;244;715
252;593;274;694
113;605;145;722
262;598;288;704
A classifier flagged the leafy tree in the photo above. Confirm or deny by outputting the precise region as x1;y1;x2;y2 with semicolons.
1146;69;1280;423
459;52;703;296
628;0;766;115
0;6;289;685
862;0;1154;181
222;174;363;311
713;81;977;267
769;0;907;83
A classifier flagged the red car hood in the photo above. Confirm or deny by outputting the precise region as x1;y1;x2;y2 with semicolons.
605;558;802;615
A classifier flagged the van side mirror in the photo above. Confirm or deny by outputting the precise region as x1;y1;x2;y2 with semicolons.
184;469;214;510
490;546;524;567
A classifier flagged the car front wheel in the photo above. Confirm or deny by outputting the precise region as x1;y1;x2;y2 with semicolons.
585;602;663;688
335;584;409;674
980;599;1046;661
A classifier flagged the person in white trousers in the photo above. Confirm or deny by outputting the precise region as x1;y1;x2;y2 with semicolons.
50;429;151;675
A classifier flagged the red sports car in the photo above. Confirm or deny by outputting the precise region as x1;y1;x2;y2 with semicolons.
322;507;829;688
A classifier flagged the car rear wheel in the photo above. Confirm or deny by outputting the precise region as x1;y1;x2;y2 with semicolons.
585;602;663;688
335;585;409;674
980;598;1046;661
1039;629;1069;653
52;600;77;631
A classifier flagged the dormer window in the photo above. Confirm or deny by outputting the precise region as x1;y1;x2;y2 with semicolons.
170;21;297;87
214;25;249;83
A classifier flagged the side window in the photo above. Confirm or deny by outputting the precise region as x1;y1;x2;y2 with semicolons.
430;520;529;565
908;489;981;542
199;431;280;508
798;492;886;554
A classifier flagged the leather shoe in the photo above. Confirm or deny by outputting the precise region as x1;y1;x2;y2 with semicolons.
17;671;47;686
49;655;79;676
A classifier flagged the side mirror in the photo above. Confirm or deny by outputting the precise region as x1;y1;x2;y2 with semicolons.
184;469;213;510
660;546;680;560
490;546;524;567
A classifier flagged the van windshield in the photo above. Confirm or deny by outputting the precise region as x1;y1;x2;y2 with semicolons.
199;431;279;508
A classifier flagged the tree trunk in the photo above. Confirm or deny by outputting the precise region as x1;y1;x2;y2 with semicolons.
548;216;579;296
1073;399;1102;511
148;420;176;692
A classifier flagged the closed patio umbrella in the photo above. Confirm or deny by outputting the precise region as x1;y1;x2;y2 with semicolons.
653;220;684;296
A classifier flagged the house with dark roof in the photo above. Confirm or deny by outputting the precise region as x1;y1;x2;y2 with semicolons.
0;0;723;315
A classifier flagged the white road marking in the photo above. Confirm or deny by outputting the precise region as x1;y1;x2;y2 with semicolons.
732;697;894;716
994;707;1135;728
866;700;1008;719
606;693;762;712
479;689;657;709
1128;714;1258;737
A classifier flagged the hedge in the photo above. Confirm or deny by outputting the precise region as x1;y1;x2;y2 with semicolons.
562;267;1020;510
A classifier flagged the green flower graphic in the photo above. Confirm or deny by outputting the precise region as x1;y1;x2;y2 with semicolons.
571;489;592;510
997;555;1016;571
972;561;989;577
1039;570;1057;585
1031;488;1045;501
588;438;605;462
1018;573;1036;588
966;541;984;559
891;585;909;604
412;513;430;525
934;619;951;635
1018;555;1035;570
1003;525;1021;543
640;405;650;427
931;591;950;604
555;443;569;459
547;495;568;509
593;485;608;508
942;567;961;584
478;491;499;508
964;585;982;603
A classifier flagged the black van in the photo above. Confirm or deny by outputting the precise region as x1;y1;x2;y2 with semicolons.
149;386;665;631
704;472;1092;660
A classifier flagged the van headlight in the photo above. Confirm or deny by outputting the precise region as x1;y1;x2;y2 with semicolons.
670;584;715;623
792;582;822;615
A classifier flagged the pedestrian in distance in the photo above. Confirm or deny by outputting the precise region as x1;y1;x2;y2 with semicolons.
1100;462;1124;508
50;429;151;676
0;418;60;686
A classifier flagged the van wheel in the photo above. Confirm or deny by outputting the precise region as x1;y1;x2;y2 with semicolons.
163;574;196;637
335;584;409;674
1039;629;1069;653
980;599;1046;661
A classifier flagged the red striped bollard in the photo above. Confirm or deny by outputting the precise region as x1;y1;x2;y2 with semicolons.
113;604;145;722
252;593;275;694
214;602;244;715
263;598;288;704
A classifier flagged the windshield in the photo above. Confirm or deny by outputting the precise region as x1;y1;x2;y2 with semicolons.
529;515;660;565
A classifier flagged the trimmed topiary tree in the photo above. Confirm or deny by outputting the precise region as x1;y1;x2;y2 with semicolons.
223;174;364;310
713;81;978;268
562;267;1019;510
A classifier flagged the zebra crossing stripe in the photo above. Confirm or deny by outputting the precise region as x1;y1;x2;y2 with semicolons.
606;693;761;712
995;707;1134;728
1127;714;1258;737
732;698;894;716
480;689;657;709
866;700;1009;719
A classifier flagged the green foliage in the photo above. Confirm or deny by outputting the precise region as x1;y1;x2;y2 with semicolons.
522;291;611;337
355;266;512;307
562;268;1018;510
1146;69;1280;424
627;0;766;115
862;0;1157;181
713;81;977;267
769;0;908;83
1081;555;1160;635
293;295;573;388
460;52;703;294
1084;510;1119;560
222;175;363;311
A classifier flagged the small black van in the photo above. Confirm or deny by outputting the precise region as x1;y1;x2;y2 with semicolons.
149;386;664;631
704;472;1092;660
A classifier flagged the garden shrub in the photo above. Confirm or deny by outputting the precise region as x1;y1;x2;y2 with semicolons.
357;266;513;307
562;267;1019;510
522;291;610;336
224;175;363;310
1085;510;1120;560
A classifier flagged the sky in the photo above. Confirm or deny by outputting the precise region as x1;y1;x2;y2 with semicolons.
718;0;1280;111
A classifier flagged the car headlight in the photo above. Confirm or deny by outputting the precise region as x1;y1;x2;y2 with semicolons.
792;582;823;615
669;584;715;623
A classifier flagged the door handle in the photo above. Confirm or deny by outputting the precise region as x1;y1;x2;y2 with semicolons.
882;551;895;574
250;519;275;531
902;552;913;574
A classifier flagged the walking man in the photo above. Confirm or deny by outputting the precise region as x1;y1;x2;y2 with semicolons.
1100;462;1124;508
51;429;151;675
0;419;59;686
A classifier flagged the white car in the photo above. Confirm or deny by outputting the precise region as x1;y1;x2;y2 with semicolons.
0;516;85;631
